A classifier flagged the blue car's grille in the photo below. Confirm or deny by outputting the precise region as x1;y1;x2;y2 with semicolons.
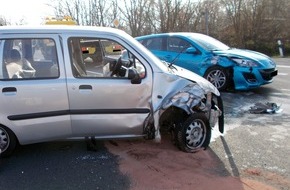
242;72;257;83
259;69;278;81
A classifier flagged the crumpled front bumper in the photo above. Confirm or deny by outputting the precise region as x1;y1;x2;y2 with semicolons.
162;83;224;132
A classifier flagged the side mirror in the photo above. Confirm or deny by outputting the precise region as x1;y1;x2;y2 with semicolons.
128;69;141;84
186;47;198;54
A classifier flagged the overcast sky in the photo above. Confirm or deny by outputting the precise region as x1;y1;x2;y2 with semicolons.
0;0;55;25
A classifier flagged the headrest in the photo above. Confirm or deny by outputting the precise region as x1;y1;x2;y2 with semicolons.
9;49;21;62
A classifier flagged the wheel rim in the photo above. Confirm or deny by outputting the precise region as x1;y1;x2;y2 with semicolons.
185;120;206;149
0;127;10;152
206;70;226;89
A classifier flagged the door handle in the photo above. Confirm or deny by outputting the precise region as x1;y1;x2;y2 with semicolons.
2;87;17;93
79;85;92;94
79;85;92;90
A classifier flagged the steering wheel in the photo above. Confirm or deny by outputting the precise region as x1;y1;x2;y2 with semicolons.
111;57;123;76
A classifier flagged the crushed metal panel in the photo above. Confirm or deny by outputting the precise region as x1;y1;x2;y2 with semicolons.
162;83;205;114
150;69;221;142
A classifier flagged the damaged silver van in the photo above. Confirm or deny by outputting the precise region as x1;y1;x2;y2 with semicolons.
0;26;223;157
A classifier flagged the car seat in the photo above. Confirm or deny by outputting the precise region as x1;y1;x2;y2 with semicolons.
5;49;23;78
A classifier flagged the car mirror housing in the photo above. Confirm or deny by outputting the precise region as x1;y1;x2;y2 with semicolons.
186;47;198;54
128;68;142;84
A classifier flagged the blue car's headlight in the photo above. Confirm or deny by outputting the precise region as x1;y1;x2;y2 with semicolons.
231;58;259;67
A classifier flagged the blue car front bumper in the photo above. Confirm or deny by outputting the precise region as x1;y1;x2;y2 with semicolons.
233;66;278;90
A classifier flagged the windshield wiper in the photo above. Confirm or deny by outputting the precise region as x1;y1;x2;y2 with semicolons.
162;60;177;71
168;63;177;70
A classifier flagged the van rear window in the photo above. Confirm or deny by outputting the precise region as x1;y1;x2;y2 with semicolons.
0;38;59;80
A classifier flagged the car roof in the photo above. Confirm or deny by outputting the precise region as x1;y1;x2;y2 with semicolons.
0;25;124;36
136;32;208;39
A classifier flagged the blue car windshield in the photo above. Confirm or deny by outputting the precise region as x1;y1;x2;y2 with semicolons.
188;34;230;51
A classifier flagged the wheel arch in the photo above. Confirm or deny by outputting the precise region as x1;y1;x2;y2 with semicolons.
0;124;19;157
159;106;189;131
203;65;234;91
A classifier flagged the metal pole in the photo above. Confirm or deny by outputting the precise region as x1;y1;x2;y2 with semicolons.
277;40;284;57
205;8;209;35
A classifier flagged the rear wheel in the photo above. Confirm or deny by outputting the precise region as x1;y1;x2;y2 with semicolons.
176;113;211;153
0;125;17;157
204;66;228;91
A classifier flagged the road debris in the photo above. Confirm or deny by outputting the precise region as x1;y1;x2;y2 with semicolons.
249;102;282;114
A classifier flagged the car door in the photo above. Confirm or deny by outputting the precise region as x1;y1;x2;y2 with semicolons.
0;34;71;144
140;37;168;61
64;36;152;138
166;37;204;74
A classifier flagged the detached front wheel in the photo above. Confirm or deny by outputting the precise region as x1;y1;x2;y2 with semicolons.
0;125;17;157
177;113;211;153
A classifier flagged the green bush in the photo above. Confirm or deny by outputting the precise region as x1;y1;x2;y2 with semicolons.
283;42;290;57
245;42;276;56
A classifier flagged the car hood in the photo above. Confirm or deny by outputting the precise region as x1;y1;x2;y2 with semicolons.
214;48;276;66
173;65;220;96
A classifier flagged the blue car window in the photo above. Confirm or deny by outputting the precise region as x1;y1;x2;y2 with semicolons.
168;37;191;53
143;38;163;51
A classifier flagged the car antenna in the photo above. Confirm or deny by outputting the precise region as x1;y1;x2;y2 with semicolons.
168;46;188;68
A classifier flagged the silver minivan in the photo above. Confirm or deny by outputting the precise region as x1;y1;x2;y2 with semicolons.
0;26;223;157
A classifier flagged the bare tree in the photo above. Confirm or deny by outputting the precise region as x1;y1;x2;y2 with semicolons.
217;0;289;52
119;0;151;36
88;0;117;26
219;0;245;47
0;16;9;26
46;0;290;55
154;0;201;33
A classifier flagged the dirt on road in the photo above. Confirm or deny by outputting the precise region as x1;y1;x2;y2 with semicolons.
106;135;290;190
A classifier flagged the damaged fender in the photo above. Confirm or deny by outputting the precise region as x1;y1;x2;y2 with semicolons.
149;66;223;142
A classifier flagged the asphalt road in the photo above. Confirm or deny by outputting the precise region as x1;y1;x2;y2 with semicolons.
210;57;290;188
1;58;289;190
0;141;130;190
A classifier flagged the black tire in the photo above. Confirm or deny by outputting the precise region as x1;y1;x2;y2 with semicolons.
204;66;228;91
0;125;17;157
211;95;224;133
176;113;211;153
217;95;224;133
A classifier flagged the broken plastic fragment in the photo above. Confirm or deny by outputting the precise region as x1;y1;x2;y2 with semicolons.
249;102;282;114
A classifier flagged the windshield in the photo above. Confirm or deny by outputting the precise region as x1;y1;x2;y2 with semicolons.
188;33;230;51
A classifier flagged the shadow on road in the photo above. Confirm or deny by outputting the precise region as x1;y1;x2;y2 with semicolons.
0;141;130;190
220;136;240;177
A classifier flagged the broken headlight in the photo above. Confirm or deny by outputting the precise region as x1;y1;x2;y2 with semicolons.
231;58;259;67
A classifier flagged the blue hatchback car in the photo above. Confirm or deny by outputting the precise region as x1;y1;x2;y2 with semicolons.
136;33;278;91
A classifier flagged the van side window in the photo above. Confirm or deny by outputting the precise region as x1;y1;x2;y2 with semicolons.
68;37;146;79
0;38;59;80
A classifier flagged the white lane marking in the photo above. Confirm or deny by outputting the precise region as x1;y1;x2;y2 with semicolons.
276;65;289;75
278;73;288;76
276;65;290;69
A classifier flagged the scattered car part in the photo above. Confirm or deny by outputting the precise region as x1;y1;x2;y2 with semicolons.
249;102;282;114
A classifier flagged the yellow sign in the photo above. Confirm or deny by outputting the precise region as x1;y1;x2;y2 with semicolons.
44;16;77;25
113;19;119;28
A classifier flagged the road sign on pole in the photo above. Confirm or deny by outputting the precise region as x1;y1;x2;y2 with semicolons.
113;19;119;28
